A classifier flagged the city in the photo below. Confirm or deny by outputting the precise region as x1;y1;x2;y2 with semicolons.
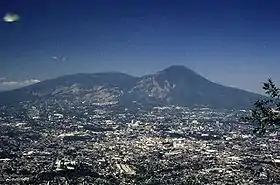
1;100;279;184
2;0;280;184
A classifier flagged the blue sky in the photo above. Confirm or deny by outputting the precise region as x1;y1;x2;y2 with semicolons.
0;0;280;93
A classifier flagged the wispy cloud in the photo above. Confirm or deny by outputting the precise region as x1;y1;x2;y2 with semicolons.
0;79;40;91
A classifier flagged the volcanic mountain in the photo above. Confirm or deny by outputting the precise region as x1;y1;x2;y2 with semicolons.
0;65;262;109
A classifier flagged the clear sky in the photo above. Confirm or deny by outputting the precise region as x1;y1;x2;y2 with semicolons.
0;0;280;93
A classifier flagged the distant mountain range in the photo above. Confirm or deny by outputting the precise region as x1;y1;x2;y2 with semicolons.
0;65;263;109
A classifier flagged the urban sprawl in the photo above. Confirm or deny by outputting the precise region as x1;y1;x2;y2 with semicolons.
0;101;280;184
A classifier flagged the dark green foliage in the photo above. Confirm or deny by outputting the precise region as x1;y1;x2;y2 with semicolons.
244;78;280;134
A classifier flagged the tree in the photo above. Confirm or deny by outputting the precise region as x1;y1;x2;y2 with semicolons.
244;78;280;134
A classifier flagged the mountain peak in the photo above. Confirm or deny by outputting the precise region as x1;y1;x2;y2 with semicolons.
0;65;263;109
164;65;189;70
156;65;208;84
160;65;198;75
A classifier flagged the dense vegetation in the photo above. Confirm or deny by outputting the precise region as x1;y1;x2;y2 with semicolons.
245;79;280;134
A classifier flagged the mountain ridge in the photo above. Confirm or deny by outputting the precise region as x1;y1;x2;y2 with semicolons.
0;65;263;109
